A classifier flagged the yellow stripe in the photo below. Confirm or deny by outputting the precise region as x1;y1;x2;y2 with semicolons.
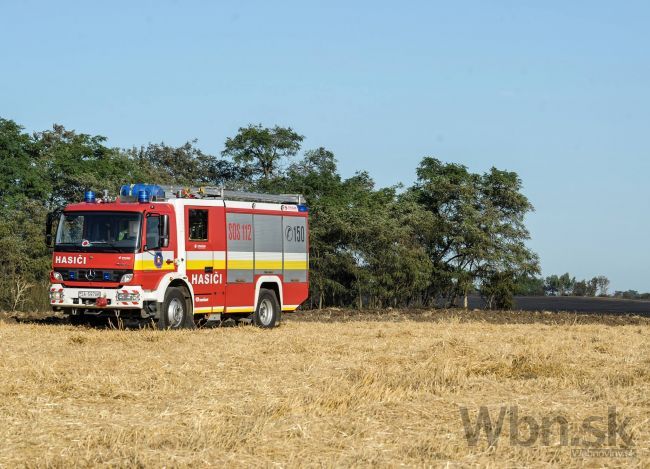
193;306;225;314
134;260;175;271
284;260;308;270
186;260;227;270
283;305;299;311
228;260;254;269
254;260;283;270
226;306;254;313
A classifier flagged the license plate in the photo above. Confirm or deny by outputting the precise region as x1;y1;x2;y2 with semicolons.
78;291;101;299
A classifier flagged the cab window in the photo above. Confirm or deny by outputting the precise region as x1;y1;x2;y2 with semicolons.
189;209;208;241
146;216;161;248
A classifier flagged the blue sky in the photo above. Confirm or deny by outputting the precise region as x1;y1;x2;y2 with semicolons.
1;1;649;291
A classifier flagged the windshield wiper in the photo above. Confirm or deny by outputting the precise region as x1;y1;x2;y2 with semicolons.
87;241;123;251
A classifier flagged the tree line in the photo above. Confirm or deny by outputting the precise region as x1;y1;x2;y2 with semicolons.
0;117;552;311
514;273;611;297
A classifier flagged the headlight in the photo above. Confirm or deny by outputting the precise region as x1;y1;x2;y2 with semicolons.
52;271;63;281
49;290;64;301
117;291;140;302
120;273;133;283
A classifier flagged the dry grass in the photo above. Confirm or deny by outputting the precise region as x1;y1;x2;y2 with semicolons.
0;311;648;467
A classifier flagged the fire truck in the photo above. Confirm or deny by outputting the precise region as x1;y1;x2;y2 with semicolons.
47;184;309;328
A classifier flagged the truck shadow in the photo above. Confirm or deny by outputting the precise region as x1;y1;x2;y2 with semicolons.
7;314;245;329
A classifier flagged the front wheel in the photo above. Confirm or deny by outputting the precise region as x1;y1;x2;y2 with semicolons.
158;287;195;330
253;289;281;328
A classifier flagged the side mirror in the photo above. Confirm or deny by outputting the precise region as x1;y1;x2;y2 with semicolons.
160;215;170;248
45;212;58;248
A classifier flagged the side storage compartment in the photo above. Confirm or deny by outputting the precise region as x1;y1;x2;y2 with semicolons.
225;212;255;313
282;215;309;310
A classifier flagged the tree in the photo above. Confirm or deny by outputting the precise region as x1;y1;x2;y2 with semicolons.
573;279;588;296
282;148;352;308
544;275;560;296
126;140;243;186
481;271;516;310
342;176;432;308
585;277;598;296
0;118;47;205
593;275;610;296
34;124;141;210
410;157;484;305
222;124;304;179
410;157;539;307
0;199;51;310
557;273;575;296
475;167;540;303
513;275;545;295
281;149;433;309
614;290;639;299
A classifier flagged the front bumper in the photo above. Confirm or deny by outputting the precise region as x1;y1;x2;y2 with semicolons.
49;284;146;310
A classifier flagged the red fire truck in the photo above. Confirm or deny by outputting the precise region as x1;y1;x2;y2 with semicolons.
47;184;309;328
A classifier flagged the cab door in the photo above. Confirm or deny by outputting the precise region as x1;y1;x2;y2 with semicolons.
135;211;177;291
185;206;223;314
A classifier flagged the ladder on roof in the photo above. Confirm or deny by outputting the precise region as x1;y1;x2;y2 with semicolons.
159;185;305;205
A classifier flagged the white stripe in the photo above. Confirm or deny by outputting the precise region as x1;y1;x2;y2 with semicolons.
225;201;254;209
228;251;254;260
175;199;225;207
134;251;175;261
252;202;285;211
284;252;308;261
224;201;297;211
214;251;226;260
186;250;227;260
254;251;283;261
186;251;212;260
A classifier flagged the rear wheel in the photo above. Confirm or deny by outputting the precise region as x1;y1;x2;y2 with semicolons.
253;288;281;328
158;287;195;330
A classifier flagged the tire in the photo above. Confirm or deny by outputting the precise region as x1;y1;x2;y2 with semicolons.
253;288;281;328
158;287;195;330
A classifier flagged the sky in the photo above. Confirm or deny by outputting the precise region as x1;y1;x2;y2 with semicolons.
1;1;649;291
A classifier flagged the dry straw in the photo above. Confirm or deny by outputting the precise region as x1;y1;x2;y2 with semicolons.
0;310;648;467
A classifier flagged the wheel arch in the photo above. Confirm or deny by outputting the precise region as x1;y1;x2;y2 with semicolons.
254;276;283;311
152;276;195;317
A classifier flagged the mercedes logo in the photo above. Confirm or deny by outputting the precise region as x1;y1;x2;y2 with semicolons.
85;269;96;281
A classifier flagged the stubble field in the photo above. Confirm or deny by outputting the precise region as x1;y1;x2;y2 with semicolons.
0;309;648;467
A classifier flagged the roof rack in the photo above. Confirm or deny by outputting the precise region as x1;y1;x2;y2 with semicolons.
159;185;305;205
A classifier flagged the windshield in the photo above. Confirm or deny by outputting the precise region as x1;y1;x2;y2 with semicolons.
55;211;142;253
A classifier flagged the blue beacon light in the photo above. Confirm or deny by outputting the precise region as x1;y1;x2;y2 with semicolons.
138;190;150;203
